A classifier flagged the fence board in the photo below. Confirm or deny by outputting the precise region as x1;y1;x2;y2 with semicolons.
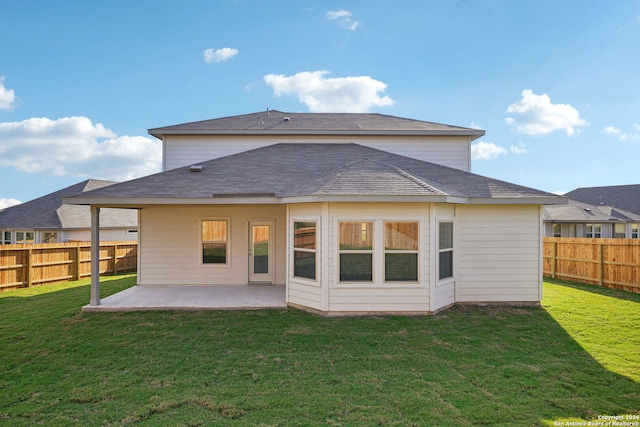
543;237;640;293
0;241;137;291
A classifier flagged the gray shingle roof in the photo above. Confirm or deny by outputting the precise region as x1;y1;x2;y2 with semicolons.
564;184;640;216
0;180;137;229
66;144;563;205
149;110;485;139
543;198;640;222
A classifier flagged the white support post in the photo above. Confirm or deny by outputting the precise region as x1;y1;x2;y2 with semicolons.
90;206;101;306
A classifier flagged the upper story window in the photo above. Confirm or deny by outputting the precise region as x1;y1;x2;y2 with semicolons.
293;221;317;281
202;220;228;264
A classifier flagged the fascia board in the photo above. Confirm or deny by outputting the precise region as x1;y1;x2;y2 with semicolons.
148;129;486;140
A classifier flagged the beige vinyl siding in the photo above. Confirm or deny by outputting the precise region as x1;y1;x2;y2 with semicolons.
326;202;431;313
138;205;286;286
163;135;471;172
456;205;541;302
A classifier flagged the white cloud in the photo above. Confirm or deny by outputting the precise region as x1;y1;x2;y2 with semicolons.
203;47;239;63
471;141;508;160
264;70;394;113
0;116;161;181
0;77;17;111
326;9;359;30
602;125;639;141
505;89;588;136
0;198;21;209
509;142;528;155
552;190;566;196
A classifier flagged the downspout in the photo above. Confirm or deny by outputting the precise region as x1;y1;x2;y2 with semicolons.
90;206;100;306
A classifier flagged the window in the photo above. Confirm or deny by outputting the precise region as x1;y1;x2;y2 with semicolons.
202;220;228;264
384;222;418;282
614;223;626;238
585;224;601;238
438;222;454;281
632;224;639;239
568;224;577;238
339;222;373;282
553;224;561;238
15;231;34;244
293;221;317;280
42;232;58;243
1;231;11;244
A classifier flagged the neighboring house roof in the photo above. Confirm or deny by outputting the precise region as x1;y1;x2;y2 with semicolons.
565;184;640;216
67;143;564;206
0;180;138;230
149;109;486;140
543;198;640;223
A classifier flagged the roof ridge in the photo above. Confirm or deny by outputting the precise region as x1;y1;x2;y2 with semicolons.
364;158;449;196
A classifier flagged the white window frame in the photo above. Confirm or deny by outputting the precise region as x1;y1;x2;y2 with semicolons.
437;219;454;284
383;221;419;284
335;217;423;287
42;231;59;243
552;224;561;238
201;218;231;267
585;224;602;238
1;230;11;245
632;224;639;239
15;231;35;244
613;223;626;238
290;219;319;285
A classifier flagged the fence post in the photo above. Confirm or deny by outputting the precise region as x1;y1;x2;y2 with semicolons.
27;248;33;287
598;242;604;286
552;240;557;279
112;244;118;274
75;245;82;280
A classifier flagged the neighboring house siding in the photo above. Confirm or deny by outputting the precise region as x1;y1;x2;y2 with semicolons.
456;205;541;302
65;228;137;242
326;202;431;313
138;205;286;286
163;135;472;172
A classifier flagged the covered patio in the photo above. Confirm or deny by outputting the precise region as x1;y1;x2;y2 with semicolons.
81;285;287;312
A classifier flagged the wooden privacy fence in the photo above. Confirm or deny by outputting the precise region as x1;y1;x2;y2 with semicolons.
543;237;640;293
0;241;137;292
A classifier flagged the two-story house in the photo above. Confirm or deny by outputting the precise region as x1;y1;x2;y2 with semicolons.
67;110;564;314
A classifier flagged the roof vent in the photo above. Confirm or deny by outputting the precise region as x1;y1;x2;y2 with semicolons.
190;165;204;173
283;117;291;121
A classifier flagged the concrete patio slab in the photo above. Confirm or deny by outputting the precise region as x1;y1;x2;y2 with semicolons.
81;285;287;312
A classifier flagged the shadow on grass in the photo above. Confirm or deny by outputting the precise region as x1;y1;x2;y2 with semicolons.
1;280;639;425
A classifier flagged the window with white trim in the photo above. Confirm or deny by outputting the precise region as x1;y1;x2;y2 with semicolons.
614;223;626;238
339;222;373;282
1;230;11;244
553;224;561;237
438;222;454;281
293;221;317;281
16;231;34;244
202;220;228;264
585;224;601;238
632;224;639;239
42;232;58;243
384;221;418;282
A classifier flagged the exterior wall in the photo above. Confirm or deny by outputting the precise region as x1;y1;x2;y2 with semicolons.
64;228;138;242
326;202;431;313
138;205;286;286
432;204;455;311
456;205;542;303
163;134;471;172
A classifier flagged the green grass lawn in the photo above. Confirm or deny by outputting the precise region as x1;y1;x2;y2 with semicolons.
1;276;638;426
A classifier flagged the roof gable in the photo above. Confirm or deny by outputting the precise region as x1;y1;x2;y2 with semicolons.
149;110;485;140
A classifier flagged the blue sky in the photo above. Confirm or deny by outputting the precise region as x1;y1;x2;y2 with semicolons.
1;0;639;208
